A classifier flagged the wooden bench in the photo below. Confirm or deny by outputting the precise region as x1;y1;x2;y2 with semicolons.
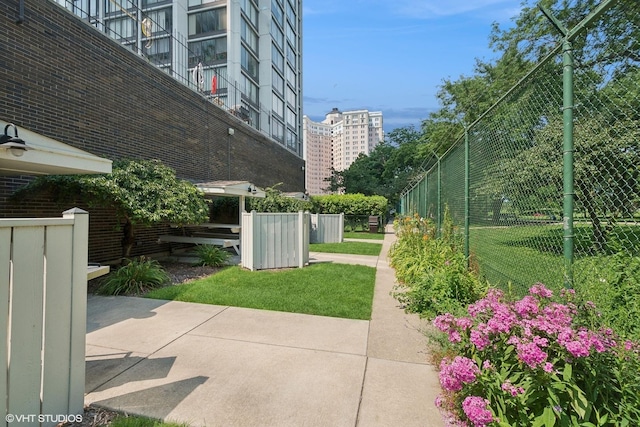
158;234;240;255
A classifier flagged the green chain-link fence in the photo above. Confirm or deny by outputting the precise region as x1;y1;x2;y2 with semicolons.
400;0;640;296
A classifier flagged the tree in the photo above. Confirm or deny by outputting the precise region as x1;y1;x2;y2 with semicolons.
14;159;209;258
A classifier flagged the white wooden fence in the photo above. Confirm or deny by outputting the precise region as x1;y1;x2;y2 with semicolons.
310;213;344;243
241;211;310;271
0;209;88;426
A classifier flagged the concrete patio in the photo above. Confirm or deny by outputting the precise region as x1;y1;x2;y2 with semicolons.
84;226;444;426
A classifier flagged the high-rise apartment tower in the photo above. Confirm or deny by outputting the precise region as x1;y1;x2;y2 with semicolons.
303;108;384;195
55;0;303;157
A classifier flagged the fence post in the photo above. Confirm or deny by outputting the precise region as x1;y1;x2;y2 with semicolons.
561;39;575;289
63;207;89;415
437;157;442;237
464;128;470;264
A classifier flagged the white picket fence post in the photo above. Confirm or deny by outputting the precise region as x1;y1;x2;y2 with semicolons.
0;209;88;426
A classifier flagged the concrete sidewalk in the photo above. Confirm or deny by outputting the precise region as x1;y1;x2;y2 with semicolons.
84;226;444;426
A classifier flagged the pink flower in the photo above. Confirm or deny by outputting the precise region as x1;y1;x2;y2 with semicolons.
543;362;554;373
439;357;480;392
516;341;548;368
529;283;553;298
462;396;494;426
514;295;539;317
470;329;490;351
501;380;525;396
565;340;589;358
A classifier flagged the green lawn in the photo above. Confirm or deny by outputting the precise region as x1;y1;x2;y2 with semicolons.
310;241;382;256
343;231;385;240
146;263;376;320
469;223;640;296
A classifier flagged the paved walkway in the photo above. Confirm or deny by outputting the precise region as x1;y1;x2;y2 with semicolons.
84;226;444;426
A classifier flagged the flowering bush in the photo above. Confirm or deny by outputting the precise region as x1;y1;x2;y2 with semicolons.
433;284;640;426
389;212;486;318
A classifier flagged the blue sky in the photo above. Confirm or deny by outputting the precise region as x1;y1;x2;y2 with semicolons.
302;0;523;133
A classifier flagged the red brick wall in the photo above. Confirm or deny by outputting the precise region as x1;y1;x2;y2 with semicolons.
0;1;305;263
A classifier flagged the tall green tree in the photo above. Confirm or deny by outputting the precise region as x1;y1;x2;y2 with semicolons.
14;159;209;258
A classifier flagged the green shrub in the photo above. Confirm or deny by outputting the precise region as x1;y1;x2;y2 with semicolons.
193;244;230;267
97;257;170;295
389;212;486;318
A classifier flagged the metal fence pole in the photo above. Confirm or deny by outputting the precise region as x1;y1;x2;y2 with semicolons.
464;127;470;264
437;157;442;237
562;39;575;289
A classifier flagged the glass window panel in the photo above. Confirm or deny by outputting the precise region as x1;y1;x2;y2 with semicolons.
241;47;259;80
272;69;284;94
271;21;284;49
286;1;296;29
241;18;258;53
189;8;227;36
144;7;172;34
286;23;295;48
188;37;227;67
285;65;295;87
272;94;284;117
106;16;135;40
145;37;171;65
271;44;284;71
271;0;283;26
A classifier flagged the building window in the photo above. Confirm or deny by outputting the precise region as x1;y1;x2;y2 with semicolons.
286;86;295;106
145;37;171;65
272;118;284;143
272;94;284;117
286;107;296;127
285;44;296;68
105;16;135;41
241;19;258;54
272;44;284;72
144;7;172;34
241;74;259;104
241;47;259;80
285;65;296;87
286;1;296;29
271;21;284;49
272;69;284;95
188;37;227;67
271;0;284;26
189;8;226;36
240;0;258;26
286;23;296;48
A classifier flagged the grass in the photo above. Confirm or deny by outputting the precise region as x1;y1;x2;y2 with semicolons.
310;241;382;256
111;416;187;427
145;263;376;320
469;223;640;296
343;231;385;240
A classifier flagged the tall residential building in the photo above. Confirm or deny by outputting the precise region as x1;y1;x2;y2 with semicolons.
303;108;384;195
54;0;303;157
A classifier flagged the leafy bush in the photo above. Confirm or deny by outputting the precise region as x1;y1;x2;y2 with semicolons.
247;185;312;213
389;213;486;318
193;244;230;267
311;193;388;218
433;284;640;426
97;257;170;295
574;252;640;341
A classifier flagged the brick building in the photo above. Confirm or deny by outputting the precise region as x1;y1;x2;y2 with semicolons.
0;0;304;263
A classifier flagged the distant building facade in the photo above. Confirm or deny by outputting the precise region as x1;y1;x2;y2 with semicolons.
303;108;384;195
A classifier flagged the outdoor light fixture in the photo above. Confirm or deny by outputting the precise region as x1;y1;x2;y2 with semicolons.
247;185;257;194
228;128;235;136
0;123;30;157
